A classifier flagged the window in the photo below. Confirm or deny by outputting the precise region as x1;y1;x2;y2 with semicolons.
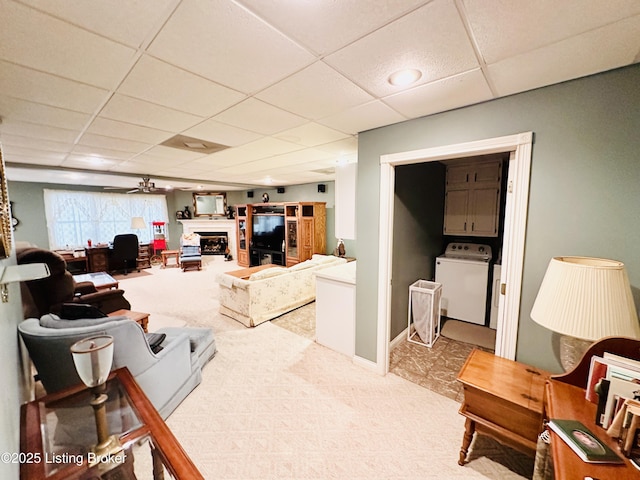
43;189;169;249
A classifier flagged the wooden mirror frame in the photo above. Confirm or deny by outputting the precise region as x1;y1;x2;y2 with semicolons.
192;192;227;217
0;146;11;258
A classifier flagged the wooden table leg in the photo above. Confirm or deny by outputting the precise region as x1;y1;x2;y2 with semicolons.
459;417;475;465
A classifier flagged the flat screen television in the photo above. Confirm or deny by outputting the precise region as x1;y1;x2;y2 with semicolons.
252;215;285;251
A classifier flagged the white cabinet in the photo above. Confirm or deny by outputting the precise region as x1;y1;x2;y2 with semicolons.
444;159;502;237
315;261;356;357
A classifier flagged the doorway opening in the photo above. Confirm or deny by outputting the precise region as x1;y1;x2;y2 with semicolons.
374;133;533;375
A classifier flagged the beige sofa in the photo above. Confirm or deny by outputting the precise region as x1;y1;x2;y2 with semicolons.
217;255;348;327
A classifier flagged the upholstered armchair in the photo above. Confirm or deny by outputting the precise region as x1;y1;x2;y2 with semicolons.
17;247;131;318
18;314;216;419
179;233;202;271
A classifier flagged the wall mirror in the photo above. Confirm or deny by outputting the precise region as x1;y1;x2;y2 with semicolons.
193;192;227;217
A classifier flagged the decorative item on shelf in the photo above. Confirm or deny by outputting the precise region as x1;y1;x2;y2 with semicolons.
531;256;640;371
87;239;92;247
70;335;123;464
334;238;346;258
182;206;191;219
262;193;269;203
9;201;18;230
226;206;235;220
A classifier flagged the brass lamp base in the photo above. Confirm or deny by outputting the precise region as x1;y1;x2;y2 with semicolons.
89;391;123;466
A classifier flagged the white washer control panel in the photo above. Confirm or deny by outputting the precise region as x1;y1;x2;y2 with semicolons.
443;243;492;262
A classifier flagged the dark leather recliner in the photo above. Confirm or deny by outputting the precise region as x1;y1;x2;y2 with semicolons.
112;234;139;275
17;247;131;318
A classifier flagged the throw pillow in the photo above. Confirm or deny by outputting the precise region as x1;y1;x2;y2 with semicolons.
248;267;287;280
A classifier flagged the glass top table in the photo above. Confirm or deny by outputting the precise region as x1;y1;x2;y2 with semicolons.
72;272;119;290
20;368;203;480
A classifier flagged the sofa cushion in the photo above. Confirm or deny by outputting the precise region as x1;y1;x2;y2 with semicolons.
288;260;316;271
248;267;287;281
311;254;339;264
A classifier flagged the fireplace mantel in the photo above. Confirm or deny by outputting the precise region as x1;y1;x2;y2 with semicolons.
178;219;236;256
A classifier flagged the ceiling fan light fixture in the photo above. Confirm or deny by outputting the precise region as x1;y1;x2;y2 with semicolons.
388;68;422;87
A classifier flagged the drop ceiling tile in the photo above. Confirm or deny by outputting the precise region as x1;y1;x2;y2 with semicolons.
71;145;135;161
0;60;109;113
0;95;91;131
153;165;212;178
0;134;74;153
1;144;67;161
118;55;246;117
182;119;262;147
61;154;122;170
147;0;315;93
0;1;137;90
325;0;479;98
231;137;303;162
99;94;204;132
316;137;359;156
18;0;178;48
274;122;349;147
218;147;334;175
256;62;374;119
0;120;79;143
238;0;428;55
318;100;406;135
463;0;640;64
85;118;173;144
488;16;640;97
213;98;307;135
383;69;493;118
116;156;189;169
142;145;208;161
77;133;151;154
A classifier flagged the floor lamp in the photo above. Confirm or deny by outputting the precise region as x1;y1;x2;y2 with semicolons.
531;256;640;371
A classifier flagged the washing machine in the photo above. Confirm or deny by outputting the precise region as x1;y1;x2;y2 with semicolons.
435;243;491;325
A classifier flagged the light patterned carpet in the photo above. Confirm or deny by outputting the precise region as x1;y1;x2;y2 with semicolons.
115;257;533;479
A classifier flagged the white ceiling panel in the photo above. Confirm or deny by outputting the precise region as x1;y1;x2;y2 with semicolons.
318;100;407;135
182;119;262;147
275;122;350;147
0;60;108;114
488;16;640;97
0;95;91;131
384;69;494;118
77;133;152;154
212;98;307;135
463;0;640;64
118;55;246;117
238;0;429;55
257;62;375;119
2;0;639;189
0;0;137;90
85;118;173;145
61;154;122;170
325;0;479;98
147;0;315;93
18;0;179;48
99;94;204;132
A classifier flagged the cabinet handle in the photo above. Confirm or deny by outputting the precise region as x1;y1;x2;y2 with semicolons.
464;222;467;231
471;222;474;231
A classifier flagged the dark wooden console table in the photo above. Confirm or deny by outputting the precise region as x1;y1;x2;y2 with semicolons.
20;367;203;480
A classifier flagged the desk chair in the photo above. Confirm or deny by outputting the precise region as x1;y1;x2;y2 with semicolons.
112;234;139;275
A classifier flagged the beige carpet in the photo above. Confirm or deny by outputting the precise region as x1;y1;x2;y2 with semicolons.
441;319;496;351
116;257;531;479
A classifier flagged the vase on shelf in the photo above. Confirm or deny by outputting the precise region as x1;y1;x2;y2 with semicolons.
183;206;191;219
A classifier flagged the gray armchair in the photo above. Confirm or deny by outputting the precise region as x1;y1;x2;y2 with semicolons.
18;315;216;419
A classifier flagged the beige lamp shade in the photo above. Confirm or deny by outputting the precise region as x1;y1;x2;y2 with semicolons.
131;217;146;230
531;256;640;341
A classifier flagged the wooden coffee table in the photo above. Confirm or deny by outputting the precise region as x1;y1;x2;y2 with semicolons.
72;271;118;290
108;309;150;333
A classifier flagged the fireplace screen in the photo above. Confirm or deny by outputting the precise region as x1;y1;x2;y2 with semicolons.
196;231;228;255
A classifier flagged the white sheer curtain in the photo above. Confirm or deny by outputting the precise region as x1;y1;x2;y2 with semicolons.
43;189;169;249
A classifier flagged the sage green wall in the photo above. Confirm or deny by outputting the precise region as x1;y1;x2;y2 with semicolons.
356;64;640;373
391;162;445;341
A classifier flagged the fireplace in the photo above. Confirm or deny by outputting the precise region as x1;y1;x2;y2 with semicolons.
196;231;228;255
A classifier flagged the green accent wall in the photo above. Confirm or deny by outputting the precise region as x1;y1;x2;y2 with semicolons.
356;64;640;373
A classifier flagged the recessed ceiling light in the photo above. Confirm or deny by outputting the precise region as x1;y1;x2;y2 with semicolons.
388;69;422;87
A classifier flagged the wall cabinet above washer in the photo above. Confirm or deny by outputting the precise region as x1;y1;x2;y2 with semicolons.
444;159;502;237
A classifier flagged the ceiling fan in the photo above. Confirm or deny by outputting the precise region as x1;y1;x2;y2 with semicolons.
104;176;160;193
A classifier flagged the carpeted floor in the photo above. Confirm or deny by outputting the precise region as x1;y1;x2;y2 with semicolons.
115;256;534;479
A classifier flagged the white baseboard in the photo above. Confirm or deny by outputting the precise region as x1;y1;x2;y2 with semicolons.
390;327;407;352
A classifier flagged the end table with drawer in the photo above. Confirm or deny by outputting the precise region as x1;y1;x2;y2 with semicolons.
456;349;550;465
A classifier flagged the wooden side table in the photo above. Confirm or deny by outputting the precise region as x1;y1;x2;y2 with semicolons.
456;349;550;465
160;249;179;268
108;309;150;333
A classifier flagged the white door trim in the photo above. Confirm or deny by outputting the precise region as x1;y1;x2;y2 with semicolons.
373;132;533;374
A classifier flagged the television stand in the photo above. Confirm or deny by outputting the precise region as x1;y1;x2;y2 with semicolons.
250;248;284;267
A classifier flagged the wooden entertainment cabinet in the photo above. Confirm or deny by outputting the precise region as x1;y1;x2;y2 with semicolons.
235;202;326;267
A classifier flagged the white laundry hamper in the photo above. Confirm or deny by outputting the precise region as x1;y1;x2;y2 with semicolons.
407;280;442;348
